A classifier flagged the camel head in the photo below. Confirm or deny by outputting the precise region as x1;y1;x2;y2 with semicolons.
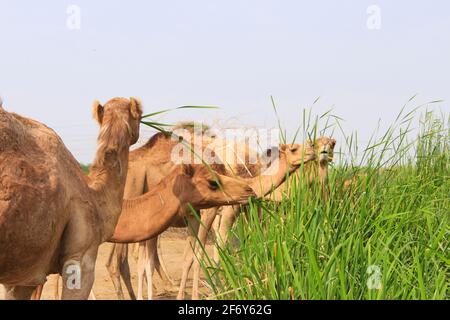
172;164;256;210
312;136;336;165
279;143;316;167
92;97;143;147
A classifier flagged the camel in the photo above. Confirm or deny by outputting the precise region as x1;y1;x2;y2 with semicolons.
0;97;142;299
109;163;255;241
265;136;337;202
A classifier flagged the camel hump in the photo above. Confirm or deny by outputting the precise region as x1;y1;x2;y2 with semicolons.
172;121;210;131
0;110;61;156
0;110;70;191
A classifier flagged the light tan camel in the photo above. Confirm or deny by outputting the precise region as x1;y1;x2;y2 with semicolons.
265;136;336;202
0;97;142;300
177;142;317;300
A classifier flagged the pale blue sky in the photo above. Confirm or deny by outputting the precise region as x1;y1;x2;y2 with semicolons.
0;0;449;162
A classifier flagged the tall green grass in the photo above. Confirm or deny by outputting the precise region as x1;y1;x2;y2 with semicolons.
201;109;449;300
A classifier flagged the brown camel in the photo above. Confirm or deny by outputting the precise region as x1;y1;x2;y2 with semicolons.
0;97;142;300
109;163;255;243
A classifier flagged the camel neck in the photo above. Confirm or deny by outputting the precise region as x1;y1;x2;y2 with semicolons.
249;151;296;198
318;162;329;184
87;139;131;241
108;173;182;243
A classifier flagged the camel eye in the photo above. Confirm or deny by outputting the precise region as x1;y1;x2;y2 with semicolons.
290;147;298;152
208;180;220;190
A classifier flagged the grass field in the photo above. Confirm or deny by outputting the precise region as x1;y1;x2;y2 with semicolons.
201;109;449;300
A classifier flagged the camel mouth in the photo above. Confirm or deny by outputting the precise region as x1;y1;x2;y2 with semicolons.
220;186;255;205
293;154;314;166
319;151;329;161
237;188;256;203
243;189;257;199
237;196;253;204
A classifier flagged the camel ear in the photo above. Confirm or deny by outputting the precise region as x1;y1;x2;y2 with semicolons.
130;97;143;120
331;138;336;147
92;100;104;125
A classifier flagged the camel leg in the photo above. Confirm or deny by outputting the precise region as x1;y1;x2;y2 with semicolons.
177;216;200;300
212;214;222;265
106;243;124;300
61;249;97;300
154;236;178;289
54;275;61;300
30;284;44;300
145;240;156;300
131;242;140;261
136;241;146;300
29;274;63;300
89;290;97;300
4;285;37;300
106;243;136;300
136;239;156;300
214;206;239;265
192;208;219;300
118;244;136;300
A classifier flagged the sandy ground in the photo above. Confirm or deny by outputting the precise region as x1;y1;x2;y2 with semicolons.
0;229;213;300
